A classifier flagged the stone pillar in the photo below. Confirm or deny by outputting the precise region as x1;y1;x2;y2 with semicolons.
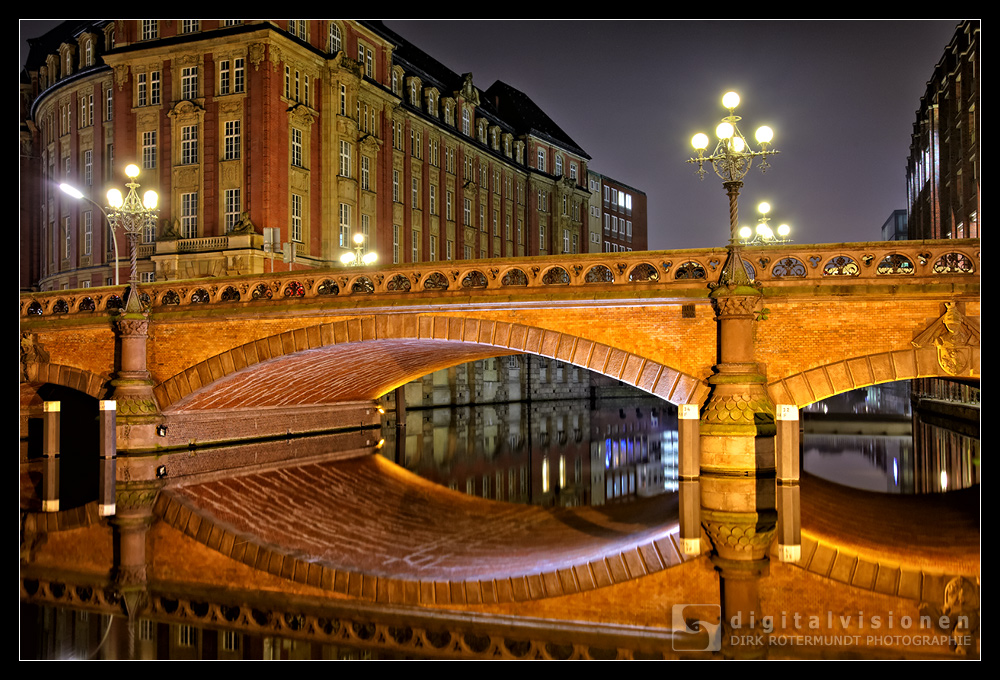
776;482;801;563
775;404;800;482
678;478;702;555
700;246;775;474
678;404;700;479
42;401;60;512
109;481;159;632
111;310;160;452
98;400;117;516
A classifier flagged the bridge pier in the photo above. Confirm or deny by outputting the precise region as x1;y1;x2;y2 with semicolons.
110;309;161;453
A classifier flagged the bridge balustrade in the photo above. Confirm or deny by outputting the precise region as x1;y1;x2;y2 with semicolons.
19;239;979;319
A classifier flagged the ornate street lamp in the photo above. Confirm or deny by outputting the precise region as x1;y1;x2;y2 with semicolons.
59;183;121;286
737;202;792;245
340;233;377;266
106;164;158;313
688;91;778;247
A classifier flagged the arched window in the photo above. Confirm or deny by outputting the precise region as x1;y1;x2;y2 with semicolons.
328;23;342;54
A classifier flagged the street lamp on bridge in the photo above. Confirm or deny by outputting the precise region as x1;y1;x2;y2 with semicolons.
340;233;377;266
688;92;778;247
738;201;792;245
106;164;158;313
59;183;121;286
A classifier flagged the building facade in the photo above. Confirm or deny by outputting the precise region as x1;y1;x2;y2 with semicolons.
595;172;647;253
20;20;593;292
905;20;979;241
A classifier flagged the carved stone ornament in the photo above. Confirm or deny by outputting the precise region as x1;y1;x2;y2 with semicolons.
911;302;980;376
248;43;266;70
701;509;778;561
917;576;979;655
229;211;256;235
712;294;759;318
116;315;149;337
113;63;129;90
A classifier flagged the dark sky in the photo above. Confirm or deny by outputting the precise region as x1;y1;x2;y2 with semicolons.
21;19;962;250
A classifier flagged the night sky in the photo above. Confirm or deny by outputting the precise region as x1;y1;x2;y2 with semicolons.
22;19;962;250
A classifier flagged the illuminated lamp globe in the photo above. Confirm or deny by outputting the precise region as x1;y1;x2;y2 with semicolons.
362;252;378;265
353;233;365;246
731;136;745;153
738;226;753;240
340;252;355;265
691;133;709;151
107;189;124;208
758;202;770;215
722;91;740;110
143;190;158;210
777;224;791;238
756;223;774;240
716;122;734;139
125;164;140;178
755;126;774;144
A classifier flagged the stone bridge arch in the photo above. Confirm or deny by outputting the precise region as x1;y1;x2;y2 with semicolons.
767;345;980;409
156;313;710;413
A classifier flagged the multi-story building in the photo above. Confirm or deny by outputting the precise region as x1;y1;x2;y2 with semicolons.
594;172;647;253
880;209;908;241
905;20;979;241
20;20;593;292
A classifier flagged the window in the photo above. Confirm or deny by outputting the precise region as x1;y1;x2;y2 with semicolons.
446;240;453;260
142;131;156;169
555;155;563;176
224;189;240;231
430;234;437;261
218;58;244;95
570;162;577;180
137;73;147;106
411;177;418;209
181;125;198;165
393;224;400;263
181;67;198;100
462;108;470;136
429;185;436;214
63;217;71;259
288;20;307;40
181;20;199;33
83;150;92;186
224;120;240;160
493;209;498;236
339;203;351;247
361;214;370;250
141;20;158;41
291;128;303;167
464;198;472;226
537;148;546;172
328;23;342;53
339;140;351;177
83;211;92;255
563;229;570;253
412;229;419;261
539;224;546;251
291;194;302;242
181;192;198;238
361;156;370;191
106;88;113;120
446;191;453;220
392;170;399;203
84;39;93;67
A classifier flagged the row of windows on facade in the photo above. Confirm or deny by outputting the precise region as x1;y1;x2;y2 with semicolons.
134;59;246;108
603;185;634;215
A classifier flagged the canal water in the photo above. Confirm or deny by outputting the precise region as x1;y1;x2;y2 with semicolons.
21;363;979;659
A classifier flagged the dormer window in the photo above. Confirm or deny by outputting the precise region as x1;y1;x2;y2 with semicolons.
462;108;471;136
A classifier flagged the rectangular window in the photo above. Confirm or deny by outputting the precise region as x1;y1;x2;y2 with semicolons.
142;131;156;169
137;73;147;107
392;170;399;203
291;194;302;242
361;213;370;250
181;20;199;33
219;60;230;95
464;198;472;226
181;67;198;100
429;234;437;261
141;20;158;41
150;71;160;105
224;120;240;160
181;192;198;238
361;156;370;191
412;229;419;261
537;148;545;171
339;203;351;248
412;177;419;209
446;240;453;260
224;189;240;231
339;140;351;177
446;191;453;220
181;125;198;165
84;150;92;186
393;224;400;264
64;217;71;259
106;88;113;120
83;211;92;255
493;209;498;236
292;128;303;167
429;185;436;214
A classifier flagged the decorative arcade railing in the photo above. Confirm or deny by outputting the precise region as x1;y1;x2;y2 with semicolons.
20;239;979;319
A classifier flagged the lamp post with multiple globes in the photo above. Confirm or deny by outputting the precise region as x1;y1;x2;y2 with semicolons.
737;202;792;245
340;233;377;266
105;164;158;313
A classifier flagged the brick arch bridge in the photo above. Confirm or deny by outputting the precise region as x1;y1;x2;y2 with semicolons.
21;240;979;428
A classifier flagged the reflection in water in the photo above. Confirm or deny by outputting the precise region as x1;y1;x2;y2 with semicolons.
379;397;679;507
